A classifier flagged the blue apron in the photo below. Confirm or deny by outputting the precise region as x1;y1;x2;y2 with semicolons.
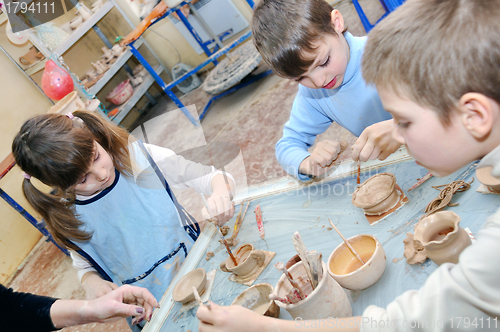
72;141;200;307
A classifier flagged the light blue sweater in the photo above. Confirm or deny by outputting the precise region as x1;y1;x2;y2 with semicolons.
275;32;391;181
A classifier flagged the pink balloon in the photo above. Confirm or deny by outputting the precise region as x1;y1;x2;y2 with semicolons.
41;60;74;100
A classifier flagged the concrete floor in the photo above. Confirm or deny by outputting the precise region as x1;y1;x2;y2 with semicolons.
7;1;386;330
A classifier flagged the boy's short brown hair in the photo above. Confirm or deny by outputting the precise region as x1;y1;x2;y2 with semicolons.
362;0;500;125
252;0;338;78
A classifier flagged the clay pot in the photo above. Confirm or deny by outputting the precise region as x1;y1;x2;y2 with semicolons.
476;166;500;193
106;79;133;105
352;172;399;215
172;268;207;304
327;234;386;290
414;211;471;265
48;91;86;114
231;283;279;318
19;46;44;66
220;243;266;277
274;261;351;320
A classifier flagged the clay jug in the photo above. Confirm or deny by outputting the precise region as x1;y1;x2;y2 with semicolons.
414;211;471;265
41;60;74;100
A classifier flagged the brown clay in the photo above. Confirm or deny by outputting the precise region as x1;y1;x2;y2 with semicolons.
221;226;230;236
403;233;427;265
205;251;214;261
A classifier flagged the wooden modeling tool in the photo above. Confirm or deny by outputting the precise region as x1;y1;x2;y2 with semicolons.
408;172;433;192
292;231;317;289
218;227;238;266
274;262;305;300
255;204;265;239
234;201;244;230
201;193;238;266
192;286;211;310
357;160;361;184
328;219;365;265
269;293;293;304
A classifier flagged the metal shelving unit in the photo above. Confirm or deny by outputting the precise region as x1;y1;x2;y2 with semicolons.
21;0;166;124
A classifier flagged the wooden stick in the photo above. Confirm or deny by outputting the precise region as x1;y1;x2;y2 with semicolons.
234;201;244;231
357;160;361;184
292;231;315;289
274;262;305;300
328;219;365;265
218;227;238;266
255;204;265;239
192;286;211;310
408;172;433;192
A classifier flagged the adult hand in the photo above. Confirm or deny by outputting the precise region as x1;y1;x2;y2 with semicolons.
351;120;401;162
50;285;159;328
299;140;342;177
81;271;119;300
197;302;267;332
83;285;159;325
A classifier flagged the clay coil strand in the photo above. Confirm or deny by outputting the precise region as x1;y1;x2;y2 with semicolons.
421;179;473;219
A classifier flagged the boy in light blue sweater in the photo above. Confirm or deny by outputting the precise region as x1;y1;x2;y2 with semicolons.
252;0;401;181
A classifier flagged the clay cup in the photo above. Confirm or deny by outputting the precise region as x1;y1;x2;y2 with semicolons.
220;243;266;277
172;267;207;304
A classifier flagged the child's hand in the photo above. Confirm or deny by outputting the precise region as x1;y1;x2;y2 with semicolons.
197;302;266;332
81;271;119;300
203;174;235;226
299;140;342;177
203;193;235;226
351;119;401;162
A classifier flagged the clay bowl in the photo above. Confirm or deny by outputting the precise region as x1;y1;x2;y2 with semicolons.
352;172;399;215
172;268;207;304
106;79;133;105
220;243;265;277
48;91;86;114
231;283;279;318
327;234;386;291
476;166;500;193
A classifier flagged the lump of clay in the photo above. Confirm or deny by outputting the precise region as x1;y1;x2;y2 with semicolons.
403;233;427;264
221;225;230;236
205;251;214;261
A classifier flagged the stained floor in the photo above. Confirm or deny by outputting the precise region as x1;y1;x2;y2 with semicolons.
7;1;385;330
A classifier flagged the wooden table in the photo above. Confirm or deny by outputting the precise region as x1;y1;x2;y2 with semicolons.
144;148;498;331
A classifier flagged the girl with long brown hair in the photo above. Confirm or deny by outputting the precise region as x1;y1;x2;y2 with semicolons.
12;110;235;330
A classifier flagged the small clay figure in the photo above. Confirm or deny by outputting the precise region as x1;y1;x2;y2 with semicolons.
86;69;97;81
205;251;214;261
101;47;114;62
91;61;105;75
127;73;143;87
403;233;427;265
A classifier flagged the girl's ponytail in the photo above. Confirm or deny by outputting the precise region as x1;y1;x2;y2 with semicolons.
22;177;91;250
